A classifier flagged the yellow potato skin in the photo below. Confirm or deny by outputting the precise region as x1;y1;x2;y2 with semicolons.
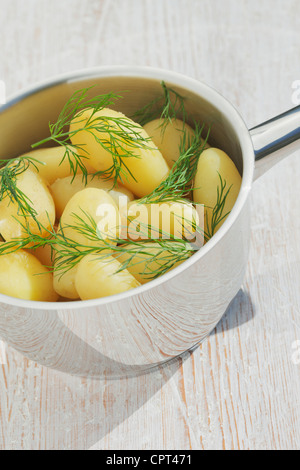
193;148;242;234
20;146;94;185
75;254;140;300
69;108;170;197
0;167;56;241
114;242;188;284
0;249;58;302
51;174;134;219
143;118;202;167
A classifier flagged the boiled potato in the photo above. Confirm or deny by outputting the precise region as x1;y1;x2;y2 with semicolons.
27;224;58;267
20;146;95;185
114;242;190;284
75;254;140;300
53;264;79;300
51;174;134;219
193;148;242;235
69;108;170;197
0;249;58;301
53;188;119;299
143;118;206;167
122;199;200;242
0;166;56;241
59;188;120;245
29;243;54;267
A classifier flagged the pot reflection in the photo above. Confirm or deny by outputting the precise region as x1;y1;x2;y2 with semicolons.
0;288;254;378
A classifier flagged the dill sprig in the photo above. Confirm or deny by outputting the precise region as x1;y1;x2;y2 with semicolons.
132;81;187;128
76;113;153;187
0;156;45;225
139;122;210;204
113;240;193;280
31;87;153;186
159;80;187;133
68;212;195;279
204;174;232;241
0;171;232;281
0;210;196;281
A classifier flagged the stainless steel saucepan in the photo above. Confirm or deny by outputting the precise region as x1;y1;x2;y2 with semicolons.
0;66;299;378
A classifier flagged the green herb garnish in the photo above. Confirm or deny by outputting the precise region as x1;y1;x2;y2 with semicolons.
132;81;187;128
31;87;152;186
0;156;45;225
204;174;232;240
0;211;195;281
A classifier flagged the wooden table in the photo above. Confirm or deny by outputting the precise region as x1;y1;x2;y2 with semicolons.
0;0;299;450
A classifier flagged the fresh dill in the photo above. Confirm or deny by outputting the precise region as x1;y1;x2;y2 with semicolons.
113;240;193;280
204;173;232;240
0;211;195;280
0;83;234;287
31;87;153;186
0;169;232;280
139;122;210;204
0;156;45;226
132;81;187;128
133;81;211;205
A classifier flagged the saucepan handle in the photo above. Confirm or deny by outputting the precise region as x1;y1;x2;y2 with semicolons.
250;106;300;180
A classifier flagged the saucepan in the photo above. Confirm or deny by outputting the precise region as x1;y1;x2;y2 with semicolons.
0;66;299;378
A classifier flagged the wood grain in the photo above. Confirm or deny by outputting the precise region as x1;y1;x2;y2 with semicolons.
0;0;300;450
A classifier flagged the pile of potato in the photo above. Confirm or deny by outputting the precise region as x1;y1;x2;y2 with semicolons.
0;108;241;302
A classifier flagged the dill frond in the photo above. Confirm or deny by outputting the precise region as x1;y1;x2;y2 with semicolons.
31;87;153;186
132;81;187;128
0;156;46;225
76;112;153;187
0;210;196;281
204;173;233;241
139;122;210;204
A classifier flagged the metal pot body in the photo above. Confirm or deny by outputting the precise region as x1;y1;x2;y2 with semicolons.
0;67;254;377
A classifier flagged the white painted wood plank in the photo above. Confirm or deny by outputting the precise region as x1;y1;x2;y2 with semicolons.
0;0;300;450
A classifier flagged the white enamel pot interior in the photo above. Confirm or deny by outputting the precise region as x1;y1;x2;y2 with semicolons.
0;67;298;378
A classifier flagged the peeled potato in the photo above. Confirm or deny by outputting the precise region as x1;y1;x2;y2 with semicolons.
114;242;190;284
29;243;54;267
59;188;120;245
53;264;79;300
0;166;56;241
193;148;242;235
51;174;134;219
20;146;95;185
69;108;170;197
143;118;202;167
0;249;58;301
53;188;119;299
75;254;140;300
122;199;201;242
26;223;58;267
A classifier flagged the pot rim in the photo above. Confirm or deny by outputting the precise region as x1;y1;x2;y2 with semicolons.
0;66;254;310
